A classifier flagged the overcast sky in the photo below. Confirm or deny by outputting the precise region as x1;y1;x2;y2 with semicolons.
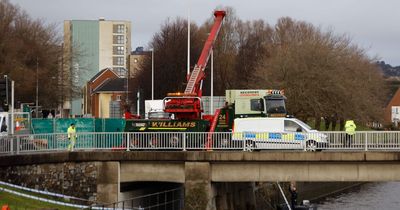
10;0;400;66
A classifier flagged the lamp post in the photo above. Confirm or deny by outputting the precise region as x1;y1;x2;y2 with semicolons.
151;49;154;100
210;49;214;114
36;57;39;118
126;67;129;104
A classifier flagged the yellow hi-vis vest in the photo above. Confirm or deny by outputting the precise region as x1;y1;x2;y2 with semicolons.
67;126;77;139
345;120;356;135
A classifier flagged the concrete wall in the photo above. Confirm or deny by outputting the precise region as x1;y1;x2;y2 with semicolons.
0;161;99;202
0;160;120;204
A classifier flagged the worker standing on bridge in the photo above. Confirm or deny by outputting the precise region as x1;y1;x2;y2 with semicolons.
67;123;77;151
345;119;356;147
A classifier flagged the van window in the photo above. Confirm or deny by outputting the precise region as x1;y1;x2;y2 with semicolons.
284;120;302;132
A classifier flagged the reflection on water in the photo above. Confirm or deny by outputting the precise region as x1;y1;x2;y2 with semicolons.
317;182;400;210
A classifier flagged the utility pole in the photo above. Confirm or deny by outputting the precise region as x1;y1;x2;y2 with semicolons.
11;80;14;135
151;49;154;100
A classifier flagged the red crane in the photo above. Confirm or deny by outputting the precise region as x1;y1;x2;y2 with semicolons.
164;10;226;120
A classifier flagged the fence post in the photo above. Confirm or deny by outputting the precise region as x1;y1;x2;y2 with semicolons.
126;133;130;151
10;136;14;155
243;133;246;151
364;132;368;151
16;136;20;155
182;133;186;151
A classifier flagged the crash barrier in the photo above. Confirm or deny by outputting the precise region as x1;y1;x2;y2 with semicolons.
2;131;400;154
96;187;183;210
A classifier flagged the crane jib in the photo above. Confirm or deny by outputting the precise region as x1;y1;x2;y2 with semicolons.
164;10;226;120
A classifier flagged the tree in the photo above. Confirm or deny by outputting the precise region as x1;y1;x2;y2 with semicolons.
0;0;63;108
134;18;204;100
254;17;386;123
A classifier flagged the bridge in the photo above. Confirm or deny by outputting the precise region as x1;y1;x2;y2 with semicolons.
1;131;400;209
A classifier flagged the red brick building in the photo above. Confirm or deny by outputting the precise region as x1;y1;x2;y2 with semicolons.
83;68;128;118
384;88;400;125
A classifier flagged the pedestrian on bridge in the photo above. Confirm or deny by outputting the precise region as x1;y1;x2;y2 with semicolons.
345;120;356;147
67;123;77;151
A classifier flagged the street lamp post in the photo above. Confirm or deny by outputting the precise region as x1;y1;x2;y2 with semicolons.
210;49;214;114
151;49;154;100
36;57;39;118
126;68;129;104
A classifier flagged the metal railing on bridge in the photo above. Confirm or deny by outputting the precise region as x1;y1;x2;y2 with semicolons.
1;131;400;155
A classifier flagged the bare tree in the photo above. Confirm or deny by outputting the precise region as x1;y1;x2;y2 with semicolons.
254;17;386;124
0;0;64;108
134;18;204;100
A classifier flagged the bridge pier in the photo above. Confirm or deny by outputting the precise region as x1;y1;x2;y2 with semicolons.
184;162;215;210
96;161;120;204
184;162;256;210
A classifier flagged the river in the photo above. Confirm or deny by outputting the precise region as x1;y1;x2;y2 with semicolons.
316;182;400;210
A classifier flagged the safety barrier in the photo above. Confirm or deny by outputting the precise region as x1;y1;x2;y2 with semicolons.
2;131;400;155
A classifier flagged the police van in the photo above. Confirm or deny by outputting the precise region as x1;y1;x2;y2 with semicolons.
232;117;328;151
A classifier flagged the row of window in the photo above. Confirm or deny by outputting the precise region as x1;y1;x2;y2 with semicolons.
113;24;125;34
113;57;125;66
113;35;125;44
113;46;125;55
114;67;128;77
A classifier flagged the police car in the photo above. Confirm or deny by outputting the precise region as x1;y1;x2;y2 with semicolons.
232;117;328;151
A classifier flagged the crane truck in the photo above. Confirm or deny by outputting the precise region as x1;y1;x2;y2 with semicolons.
125;10;287;136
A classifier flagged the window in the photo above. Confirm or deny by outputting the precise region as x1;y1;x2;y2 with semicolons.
113;35;124;44
113;24;125;33
284;120;302;132
113;57;124;66
265;98;286;114
250;99;263;111
113;67;127;77
113;46;124;55
116;95;121;101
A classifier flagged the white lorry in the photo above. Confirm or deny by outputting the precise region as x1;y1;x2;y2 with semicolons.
232;117;328;151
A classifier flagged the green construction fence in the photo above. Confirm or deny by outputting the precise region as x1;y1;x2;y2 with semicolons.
30;118;126;149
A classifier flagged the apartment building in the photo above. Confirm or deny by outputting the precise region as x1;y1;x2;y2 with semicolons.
63;18;131;116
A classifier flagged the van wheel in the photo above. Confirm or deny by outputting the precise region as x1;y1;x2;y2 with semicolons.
244;140;255;152
306;140;317;152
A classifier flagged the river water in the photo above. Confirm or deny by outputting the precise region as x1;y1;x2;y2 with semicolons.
316;182;400;210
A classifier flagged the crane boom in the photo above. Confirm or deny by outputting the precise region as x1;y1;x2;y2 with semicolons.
184;10;226;96
164;10;226;120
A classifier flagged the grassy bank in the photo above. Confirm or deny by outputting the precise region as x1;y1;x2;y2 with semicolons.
0;184;79;210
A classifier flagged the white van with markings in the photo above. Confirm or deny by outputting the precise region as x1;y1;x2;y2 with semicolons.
232;117;328;151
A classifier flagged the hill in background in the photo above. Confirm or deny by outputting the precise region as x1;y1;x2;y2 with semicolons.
377;61;400;77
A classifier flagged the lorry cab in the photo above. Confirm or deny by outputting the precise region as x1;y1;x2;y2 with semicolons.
225;89;287;118
232;117;327;151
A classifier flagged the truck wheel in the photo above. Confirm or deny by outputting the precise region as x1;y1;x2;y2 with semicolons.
306;140;317;152
244;140;255;152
